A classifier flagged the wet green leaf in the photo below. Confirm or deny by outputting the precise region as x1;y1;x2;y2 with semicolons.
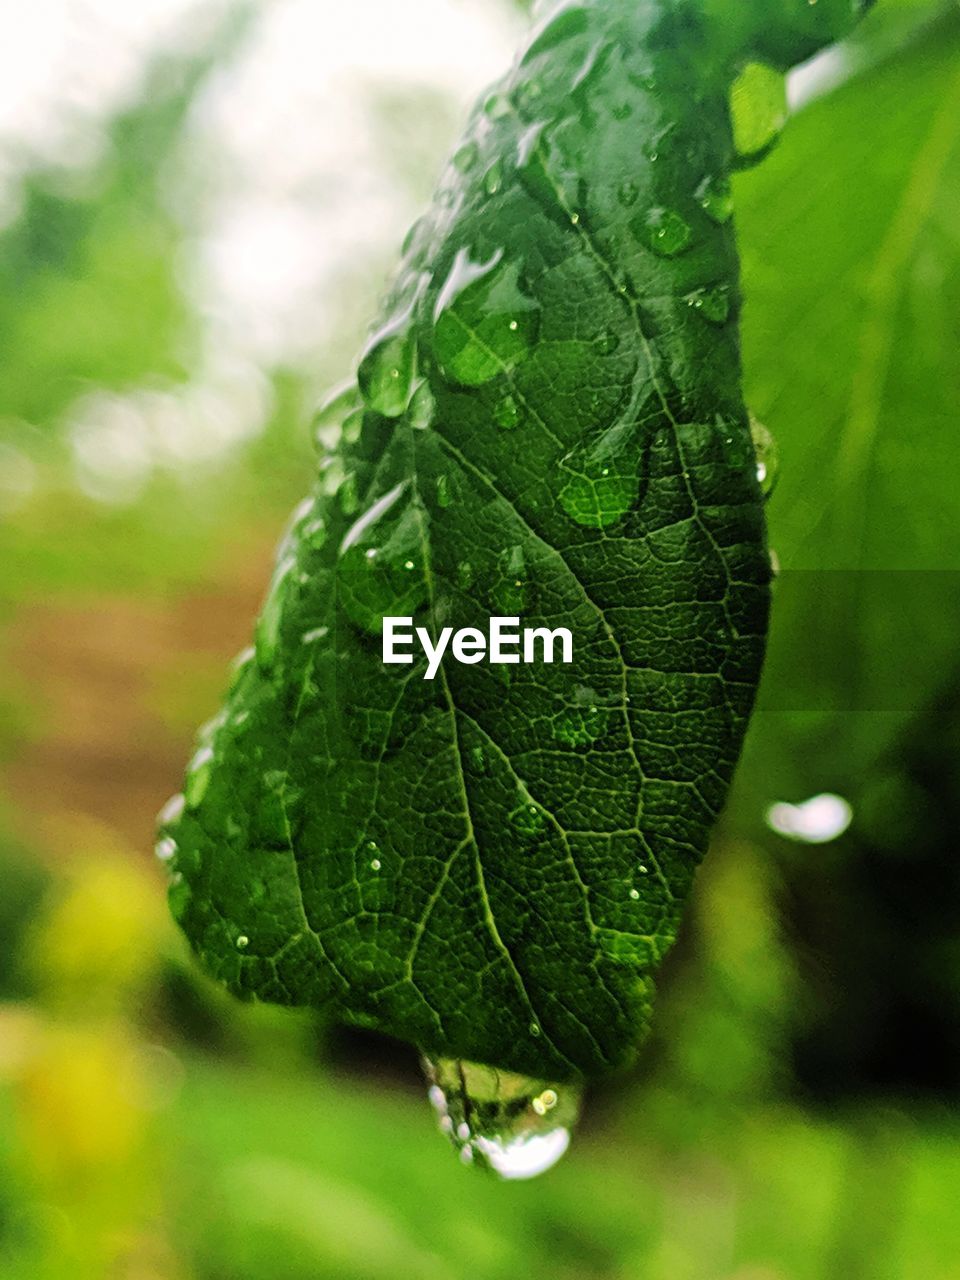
160;0;868;1081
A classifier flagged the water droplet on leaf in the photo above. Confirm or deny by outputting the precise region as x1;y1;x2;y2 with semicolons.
695;173;734;224
357;309;417;417
558;422;641;528
493;393;522;430
184;746;214;809
731;62;787;167
453;141;479;173
750;415;780;497
494;544;529;612
155;836;177;863
407;380;436;431
312;381;362;450
637;206;692;256
685;283;731;325
433;249;540;387
338;483;428;633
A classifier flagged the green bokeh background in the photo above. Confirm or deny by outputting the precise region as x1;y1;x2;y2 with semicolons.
1;1;959;1276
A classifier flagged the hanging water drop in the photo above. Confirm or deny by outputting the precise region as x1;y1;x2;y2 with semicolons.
423;1056;579;1180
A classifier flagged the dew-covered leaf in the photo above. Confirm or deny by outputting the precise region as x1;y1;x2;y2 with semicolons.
160;0;869;1081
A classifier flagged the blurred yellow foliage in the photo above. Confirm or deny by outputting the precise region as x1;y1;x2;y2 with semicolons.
27;815;171;1016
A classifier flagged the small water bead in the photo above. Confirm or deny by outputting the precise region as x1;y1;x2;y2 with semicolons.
510;801;547;837
617;179;639;207
553;685;610;747
184;745;214;809
301;626;329;646
494;544;529;612
484;160;504;196
337;472;360;516
318;453;346;499
731;62;787;167
407;379;436;431
685;283;731;325
750;415;780;498
695;173;734;224
338;484;427;633
483;91;511;120
629;888;641;900
453;141;479;173
303;514;326;548
435;474;452;508
157;791;186;829
256;553;298;671
511;77;544;118
517;121;546;168
493;393;522;430
235;934;249;951
558;421;641;529
638;206;692;256
341;409;364;445
312;381;362;450
371;858;382;871
357;309;417;417
155;836;177;863
433;249;539;388
529;1023;541;1037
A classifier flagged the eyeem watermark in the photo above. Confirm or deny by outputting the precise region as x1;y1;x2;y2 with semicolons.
383;616;573;681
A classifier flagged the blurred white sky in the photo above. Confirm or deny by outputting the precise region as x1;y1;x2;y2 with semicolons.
0;0;843;505
0;0;522;500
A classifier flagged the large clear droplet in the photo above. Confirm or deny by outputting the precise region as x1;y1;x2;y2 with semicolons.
432;248;540;388
731;63;787;168
424;1056;581;1180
